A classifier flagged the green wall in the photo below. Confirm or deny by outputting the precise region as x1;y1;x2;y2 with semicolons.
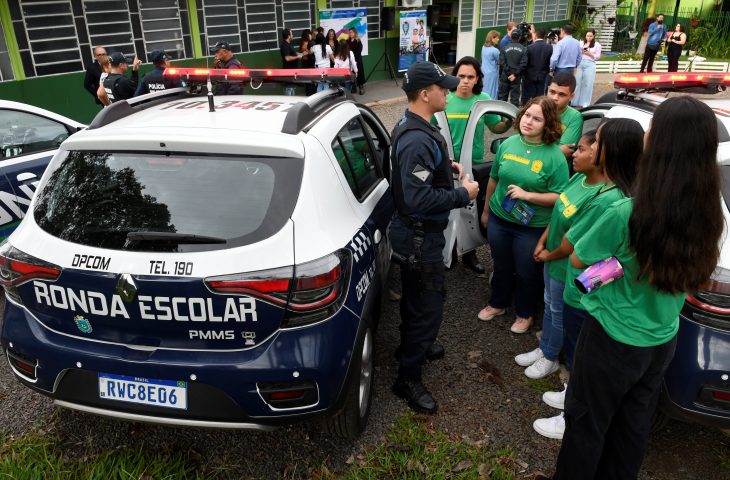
0;37;396;125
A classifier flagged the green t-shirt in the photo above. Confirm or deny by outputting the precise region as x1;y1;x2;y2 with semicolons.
444;92;500;164
489;134;569;227
545;173;605;282
574;198;683;347
563;185;625;308
559;106;583;147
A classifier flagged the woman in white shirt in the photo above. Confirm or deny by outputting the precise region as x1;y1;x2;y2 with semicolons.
333;39;358;92
310;33;334;92
572;29;602;108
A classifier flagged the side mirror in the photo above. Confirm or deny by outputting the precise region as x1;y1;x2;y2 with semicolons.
490;138;504;154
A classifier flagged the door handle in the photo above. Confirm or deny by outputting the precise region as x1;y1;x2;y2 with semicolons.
373;229;382;244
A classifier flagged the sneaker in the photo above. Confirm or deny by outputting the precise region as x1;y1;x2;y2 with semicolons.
533;412;565;440
477;305;505;321
515;347;543;367
525;357;560;379
510;316;533;334
542;383;567;410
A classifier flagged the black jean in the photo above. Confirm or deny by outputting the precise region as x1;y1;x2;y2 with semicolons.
640;45;660;72
521;76;546;105
499;74;522;107
562;303;590;371
554;315;677;480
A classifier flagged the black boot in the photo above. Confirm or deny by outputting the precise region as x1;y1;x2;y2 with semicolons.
392;378;438;413
462;250;485;274
359;85;364;95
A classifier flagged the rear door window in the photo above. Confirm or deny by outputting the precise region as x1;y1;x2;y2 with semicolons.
0;109;70;159
331;117;382;201
33;151;303;252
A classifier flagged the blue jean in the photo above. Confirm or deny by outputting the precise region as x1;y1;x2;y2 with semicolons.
539;266;565;361
573;61;596;108
554;66;575;76
316;82;329;92
284;86;296;96
487;211;545;318
563;302;590;371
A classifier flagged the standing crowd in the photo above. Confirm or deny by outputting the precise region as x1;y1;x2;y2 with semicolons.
390;45;721;478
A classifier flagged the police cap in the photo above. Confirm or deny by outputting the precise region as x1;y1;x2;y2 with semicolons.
150;49;169;65
401;61;459;92
511;29;522;39
109;52;127;66
210;41;232;54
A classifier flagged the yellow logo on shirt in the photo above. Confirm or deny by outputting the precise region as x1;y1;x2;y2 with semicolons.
531;160;543;173
504;153;529;165
560;192;570;206
561;123;567;133
563;204;577;218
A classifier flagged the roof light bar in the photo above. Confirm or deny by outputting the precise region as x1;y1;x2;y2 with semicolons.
614;72;730;90
163;67;353;84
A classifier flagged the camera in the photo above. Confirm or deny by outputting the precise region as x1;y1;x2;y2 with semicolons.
547;28;561;43
515;22;532;45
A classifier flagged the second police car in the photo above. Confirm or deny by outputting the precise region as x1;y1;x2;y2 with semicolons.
0;68;393;438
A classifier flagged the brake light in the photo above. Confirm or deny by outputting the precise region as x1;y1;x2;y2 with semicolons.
614;72;730;90
205;250;351;327
684;267;730;330
712;390;730;402
163;67;352;83
0;244;61;304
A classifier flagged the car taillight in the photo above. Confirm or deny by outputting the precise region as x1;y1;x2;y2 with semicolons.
205;250;351;328
684;267;730;330
0;244;61;304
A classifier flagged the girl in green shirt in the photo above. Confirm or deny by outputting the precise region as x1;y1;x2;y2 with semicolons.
552;97;724;479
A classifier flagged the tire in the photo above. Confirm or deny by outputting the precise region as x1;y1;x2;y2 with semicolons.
323;326;374;439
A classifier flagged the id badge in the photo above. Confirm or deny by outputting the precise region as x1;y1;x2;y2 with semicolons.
511;202;535;225
501;195;517;212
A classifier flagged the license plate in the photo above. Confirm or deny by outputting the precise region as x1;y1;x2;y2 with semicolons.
98;373;187;410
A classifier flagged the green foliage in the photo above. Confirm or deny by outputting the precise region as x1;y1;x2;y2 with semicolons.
687;25;714;54
345;412;518;479
0;432;210;479
522;375;563;394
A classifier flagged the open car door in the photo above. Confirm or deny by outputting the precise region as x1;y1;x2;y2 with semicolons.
435;100;519;267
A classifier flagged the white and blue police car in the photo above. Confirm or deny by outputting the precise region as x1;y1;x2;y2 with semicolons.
0;68;394;438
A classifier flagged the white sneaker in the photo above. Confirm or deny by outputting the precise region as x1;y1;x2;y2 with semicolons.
525;357;560;379
515;347;543;367
543;383;567;410
533;412;565;440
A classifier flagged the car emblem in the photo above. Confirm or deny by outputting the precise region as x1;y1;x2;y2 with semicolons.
74;315;93;333
243;331;256;346
116;273;137;303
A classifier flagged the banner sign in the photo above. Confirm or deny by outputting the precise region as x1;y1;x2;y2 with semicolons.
398;10;428;72
319;8;369;56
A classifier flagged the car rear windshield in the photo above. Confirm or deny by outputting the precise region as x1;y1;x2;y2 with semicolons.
33;151;303;252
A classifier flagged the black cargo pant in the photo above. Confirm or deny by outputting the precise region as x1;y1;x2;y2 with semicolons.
554;315;677;480
499;73;522;107
640;44;660;72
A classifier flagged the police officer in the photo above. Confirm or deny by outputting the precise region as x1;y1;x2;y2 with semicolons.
103;52;142;103
211;41;243;95
134;49;182;96
390;61;479;413
498;29;527;107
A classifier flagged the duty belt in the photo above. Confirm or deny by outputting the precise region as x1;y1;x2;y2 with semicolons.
397;215;448;233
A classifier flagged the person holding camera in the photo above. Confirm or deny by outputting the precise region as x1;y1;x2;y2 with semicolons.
102;52;141;103
498;30;527;107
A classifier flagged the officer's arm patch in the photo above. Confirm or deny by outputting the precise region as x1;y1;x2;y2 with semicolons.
411;164;431;183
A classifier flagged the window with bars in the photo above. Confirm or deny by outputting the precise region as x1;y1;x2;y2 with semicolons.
244;0;278;51
139;0;185;60
533;0;569;22
0;21;13;81
20;0;84;76
282;1;311;38
203;0;242;52
460;0;475;32
84;1;135;59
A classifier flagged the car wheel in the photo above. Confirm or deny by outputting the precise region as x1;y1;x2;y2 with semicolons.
324;325;374;439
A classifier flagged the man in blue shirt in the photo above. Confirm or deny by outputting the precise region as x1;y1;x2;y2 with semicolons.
499;22;517;51
549;24;582;77
640;13;667;72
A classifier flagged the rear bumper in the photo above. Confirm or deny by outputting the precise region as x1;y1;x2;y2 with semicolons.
1;297;362;427
658;312;730;429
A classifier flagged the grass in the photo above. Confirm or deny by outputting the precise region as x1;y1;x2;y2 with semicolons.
344;412;518;479
0;432;210;479
522;375;562;395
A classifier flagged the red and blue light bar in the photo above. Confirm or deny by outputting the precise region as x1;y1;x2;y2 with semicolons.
163;67;353;83
614;72;730;90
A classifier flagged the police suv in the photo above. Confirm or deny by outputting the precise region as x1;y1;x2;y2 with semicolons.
0;68;393;438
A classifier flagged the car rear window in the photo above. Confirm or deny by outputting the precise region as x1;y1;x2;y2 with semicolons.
33;151;303;252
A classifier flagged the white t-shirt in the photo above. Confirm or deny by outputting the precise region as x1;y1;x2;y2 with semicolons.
310;44;333;68
333;52;358;75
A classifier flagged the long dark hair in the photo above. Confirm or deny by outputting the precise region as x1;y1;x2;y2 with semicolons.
452;56;484;95
629;96;722;293
315;33;326;58
337;39;350;61
584;28;596;48
514;96;562;145
595;118;642;195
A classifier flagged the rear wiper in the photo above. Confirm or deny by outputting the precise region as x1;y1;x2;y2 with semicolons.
125;232;227;245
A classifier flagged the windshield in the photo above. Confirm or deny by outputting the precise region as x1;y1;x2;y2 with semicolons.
33;151;303;252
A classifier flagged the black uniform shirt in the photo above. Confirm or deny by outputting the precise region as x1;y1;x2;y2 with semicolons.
214;57;243;95
280;41;299;69
103;70;139;103
499;43;528;77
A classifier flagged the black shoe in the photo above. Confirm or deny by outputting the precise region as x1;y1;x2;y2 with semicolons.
462;250;485;274
359;86;365;95
394;342;445;362
392;378;438;413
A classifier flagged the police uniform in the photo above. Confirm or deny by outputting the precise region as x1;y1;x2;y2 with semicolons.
211;41;243;95
389;62;471;413
103;52;139;103
134;50;183;97
498;31;528;107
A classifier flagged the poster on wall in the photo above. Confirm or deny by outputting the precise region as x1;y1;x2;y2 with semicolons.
318;8;368;56
398;10;428;72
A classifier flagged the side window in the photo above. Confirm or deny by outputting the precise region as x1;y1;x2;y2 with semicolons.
0;109;69;159
359;114;388;175
332;117;380;201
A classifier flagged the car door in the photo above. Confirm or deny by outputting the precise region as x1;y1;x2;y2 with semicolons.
0;107;78;240
434;100;519;266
